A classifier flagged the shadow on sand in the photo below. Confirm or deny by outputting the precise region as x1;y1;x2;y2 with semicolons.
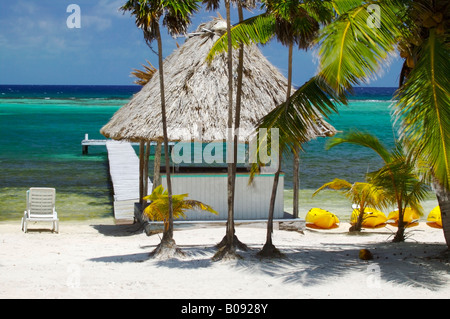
87;224;450;291
91;223;162;237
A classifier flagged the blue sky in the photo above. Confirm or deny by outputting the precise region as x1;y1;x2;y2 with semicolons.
0;0;402;87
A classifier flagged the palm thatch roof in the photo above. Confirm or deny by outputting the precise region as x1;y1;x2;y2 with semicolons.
100;18;336;143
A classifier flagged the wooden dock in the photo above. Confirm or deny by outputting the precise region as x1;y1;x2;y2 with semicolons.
106;140;152;224
82;134;177;224
81;134;139;155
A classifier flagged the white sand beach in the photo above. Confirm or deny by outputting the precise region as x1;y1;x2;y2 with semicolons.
0;219;449;299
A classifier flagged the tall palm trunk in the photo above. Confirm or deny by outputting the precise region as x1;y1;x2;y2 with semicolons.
152;25;179;257
213;0;239;261
258;43;293;258
229;3;248;251
434;181;450;249
258;152;283;257
225;0;234;252
293;145;300;218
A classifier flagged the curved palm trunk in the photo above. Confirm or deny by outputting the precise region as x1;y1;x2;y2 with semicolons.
151;25;182;258
257;152;283;258
258;43;293;258
434;181;450;249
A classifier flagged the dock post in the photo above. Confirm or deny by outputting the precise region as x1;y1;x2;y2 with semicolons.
82;134;89;155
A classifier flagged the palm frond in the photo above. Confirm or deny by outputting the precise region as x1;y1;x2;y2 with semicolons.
248;76;340;182
182;200;218;214
317;0;403;94
143;184;166;201
326;129;392;163
312;178;353;197
298;0;335;24
143;185;218;223
352;182;389;210
313;178;388;211
367;153;429;215
121;0;200;42
131;60;157;86
394;29;450;190
207;0;332;62
202;0;257;12
202;0;221;11
259;76;340;147
206;13;276;62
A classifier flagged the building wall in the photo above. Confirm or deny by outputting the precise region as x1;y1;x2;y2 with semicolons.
161;173;284;220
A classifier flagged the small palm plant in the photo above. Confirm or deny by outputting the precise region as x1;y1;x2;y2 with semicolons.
313;178;387;232
366;146;429;242
143;185;218;233
327;130;429;241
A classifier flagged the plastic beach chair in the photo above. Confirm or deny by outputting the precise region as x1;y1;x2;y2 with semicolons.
21;188;59;233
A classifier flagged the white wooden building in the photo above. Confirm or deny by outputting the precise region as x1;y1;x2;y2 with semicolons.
161;171;284;220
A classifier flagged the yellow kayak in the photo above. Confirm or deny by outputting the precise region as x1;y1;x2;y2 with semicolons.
387;207;420;228
427;206;442;229
351;207;387;229
306;208;340;230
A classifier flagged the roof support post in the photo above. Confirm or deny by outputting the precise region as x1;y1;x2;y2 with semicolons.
143;140;150;207
139;140;145;207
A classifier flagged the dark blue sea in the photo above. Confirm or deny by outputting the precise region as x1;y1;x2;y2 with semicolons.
0;85;406;221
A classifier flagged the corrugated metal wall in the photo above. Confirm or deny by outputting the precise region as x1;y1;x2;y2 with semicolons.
161;173;284;220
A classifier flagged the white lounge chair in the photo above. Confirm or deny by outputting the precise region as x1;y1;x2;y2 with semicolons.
22;188;59;233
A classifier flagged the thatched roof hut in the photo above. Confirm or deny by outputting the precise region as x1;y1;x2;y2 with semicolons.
100;18;336;143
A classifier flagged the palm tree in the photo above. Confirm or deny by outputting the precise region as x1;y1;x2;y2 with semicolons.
313;178;387;232
327;130;429;241
208;0;337;257
315;0;402;96
121;0;199;258
314;0;450;247
203;0;257;261
263;0;331;223
242;77;338;257
207;0;335;221
143;185;218;242
393;1;450;245
367;149;429;241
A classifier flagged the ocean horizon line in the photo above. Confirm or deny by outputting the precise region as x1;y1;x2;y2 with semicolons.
0;83;398;89
0;84;140;87
0;84;397;101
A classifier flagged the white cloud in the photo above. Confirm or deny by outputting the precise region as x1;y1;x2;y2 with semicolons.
94;0;124;18
11;1;39;15
82;15;112;31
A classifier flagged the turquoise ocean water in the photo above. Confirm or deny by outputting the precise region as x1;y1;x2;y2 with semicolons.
0;85;437;222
